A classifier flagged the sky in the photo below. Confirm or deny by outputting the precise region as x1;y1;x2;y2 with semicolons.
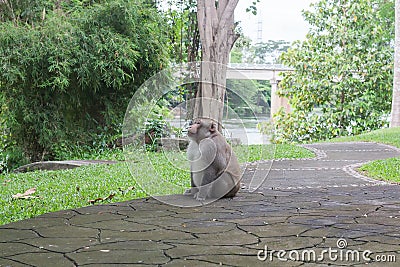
235;0;317;43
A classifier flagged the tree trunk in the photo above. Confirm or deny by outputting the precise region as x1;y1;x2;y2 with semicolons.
185;2;200;120
194;0;239;129
391;0;400;127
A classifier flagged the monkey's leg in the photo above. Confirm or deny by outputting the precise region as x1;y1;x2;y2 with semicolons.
210;172;238;199
183;171;199;196
194;184;212;201
184;188;198;195
222;176;240;198
195;168;217;201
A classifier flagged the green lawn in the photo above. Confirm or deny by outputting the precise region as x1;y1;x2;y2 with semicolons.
328;127;400;148
0;144;313;225
359;158;400;183
328;127;400;183
0;163;142;225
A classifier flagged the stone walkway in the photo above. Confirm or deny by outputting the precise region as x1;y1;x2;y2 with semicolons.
1;142;400;266
14;160;118;173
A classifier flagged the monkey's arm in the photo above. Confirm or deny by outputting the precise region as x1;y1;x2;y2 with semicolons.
195;165;218;201
192;139;218;201
183;171;199;196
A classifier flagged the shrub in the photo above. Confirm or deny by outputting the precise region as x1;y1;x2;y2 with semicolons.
0;0;170;169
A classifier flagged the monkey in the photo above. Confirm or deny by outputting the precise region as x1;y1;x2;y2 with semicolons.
184;119;242;201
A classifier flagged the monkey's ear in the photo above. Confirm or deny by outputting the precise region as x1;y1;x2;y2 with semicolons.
210;122;217;132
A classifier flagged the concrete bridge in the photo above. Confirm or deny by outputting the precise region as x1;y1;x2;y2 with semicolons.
227;63;293;119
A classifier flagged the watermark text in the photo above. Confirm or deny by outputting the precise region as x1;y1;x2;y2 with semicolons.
257;238;396;263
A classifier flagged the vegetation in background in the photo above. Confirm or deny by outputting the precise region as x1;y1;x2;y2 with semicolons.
231;38;291;64
274;0;395;143
228;37;287;117
163;0;200;64
226;80;271;116
0;0;170;171
144;116;170;151
230;36;252;64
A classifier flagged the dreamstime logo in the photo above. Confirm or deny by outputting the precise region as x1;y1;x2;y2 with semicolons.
257;238;397;263
336;238;347;249
122;61;275;207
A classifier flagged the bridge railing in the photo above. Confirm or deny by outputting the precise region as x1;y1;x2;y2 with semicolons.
228;63;294;71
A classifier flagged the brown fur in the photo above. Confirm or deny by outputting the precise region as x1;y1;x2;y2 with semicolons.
185;119;242;200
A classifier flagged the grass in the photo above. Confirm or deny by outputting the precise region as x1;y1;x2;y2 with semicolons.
328;127;400;183
234;143;314;162
0;163;144;225
0;143;313;225
328;127;400;148
359;158;400;183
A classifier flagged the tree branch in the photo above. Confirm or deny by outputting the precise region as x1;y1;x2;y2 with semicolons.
196;0;207;48
218;0;239;31
3;0;16;24
205;0;218;34
217;0;229;18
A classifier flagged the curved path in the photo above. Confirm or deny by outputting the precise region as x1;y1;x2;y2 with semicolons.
1;142;400;266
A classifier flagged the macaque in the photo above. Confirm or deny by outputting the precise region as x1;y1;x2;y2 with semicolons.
184;119;242;201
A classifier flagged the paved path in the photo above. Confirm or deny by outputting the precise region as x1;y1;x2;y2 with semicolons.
14;160;118;173
1;142;400;266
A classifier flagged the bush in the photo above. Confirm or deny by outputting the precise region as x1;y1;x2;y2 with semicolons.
0;0;170;169
274;0;394;143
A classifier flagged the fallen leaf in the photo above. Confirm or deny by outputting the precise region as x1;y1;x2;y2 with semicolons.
104;193;115;201
89;197;104;205
118;186;135;194
2;180;12;186
13;195;39;199
12;188;39;199
89;193;116;205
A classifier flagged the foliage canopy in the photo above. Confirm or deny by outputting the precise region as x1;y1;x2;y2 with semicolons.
0;0;170;170
274;0;394;143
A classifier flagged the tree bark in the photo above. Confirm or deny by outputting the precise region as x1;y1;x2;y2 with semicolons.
185;2;200;120
194;0;239;128
391;0;400;127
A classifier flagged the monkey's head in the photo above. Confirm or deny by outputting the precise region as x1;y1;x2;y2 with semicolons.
187;119;217;142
